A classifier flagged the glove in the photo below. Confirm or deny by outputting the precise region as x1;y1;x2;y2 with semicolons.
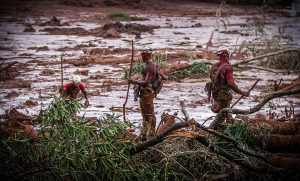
84;100;89;108
128;78;135;84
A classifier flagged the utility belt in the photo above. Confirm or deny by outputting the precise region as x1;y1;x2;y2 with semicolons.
134;85;154;101
205;82;231;101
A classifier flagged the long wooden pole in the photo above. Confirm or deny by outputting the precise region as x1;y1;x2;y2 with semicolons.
61;56;63;87
123;40;134;122
230;79;260;108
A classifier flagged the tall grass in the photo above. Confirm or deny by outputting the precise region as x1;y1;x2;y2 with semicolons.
107;12;130;21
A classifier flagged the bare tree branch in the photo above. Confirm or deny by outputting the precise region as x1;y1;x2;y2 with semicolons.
210;88;300;129
130;119;267;162
232;48;300;67
239;65;300;74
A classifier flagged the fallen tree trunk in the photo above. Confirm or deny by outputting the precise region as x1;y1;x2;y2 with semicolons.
160;63;190;75
232;48;300;67
267;154;300;168
210;88;300;129
262;135;300;153
191;48;300;68
247;120;300;135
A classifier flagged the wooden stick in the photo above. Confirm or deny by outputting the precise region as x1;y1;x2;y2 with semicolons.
230;78;260;108
61;56;63;87
123;40;134;123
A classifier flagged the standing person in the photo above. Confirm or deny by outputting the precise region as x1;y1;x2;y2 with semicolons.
207;46;249;113
128;46;157;141
60;75;89;107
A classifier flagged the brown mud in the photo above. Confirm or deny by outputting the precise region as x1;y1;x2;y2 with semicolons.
0;0;300;177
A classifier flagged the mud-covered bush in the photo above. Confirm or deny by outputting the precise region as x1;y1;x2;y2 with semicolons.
196;0;295;6
107;12;130;21
265;51;300;70
60;0;98;7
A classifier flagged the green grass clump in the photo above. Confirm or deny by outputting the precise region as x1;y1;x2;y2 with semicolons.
107;12;130;21
124;52;168;79
212;122;261;167
169;62;210;80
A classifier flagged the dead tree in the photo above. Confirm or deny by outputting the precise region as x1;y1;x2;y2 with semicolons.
210;88;300;129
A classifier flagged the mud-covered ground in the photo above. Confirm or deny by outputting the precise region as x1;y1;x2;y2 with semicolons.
0;0;300;130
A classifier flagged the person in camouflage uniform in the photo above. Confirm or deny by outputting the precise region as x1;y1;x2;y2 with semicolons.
208;46;249;113
128;46;157;141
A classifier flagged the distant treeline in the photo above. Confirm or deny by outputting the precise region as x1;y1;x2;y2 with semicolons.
197;0;296;6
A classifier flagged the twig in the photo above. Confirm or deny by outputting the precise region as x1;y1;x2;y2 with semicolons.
150;148;197;180
131;118;267;162
201;116;215;126
180;101;190;121
130;122;190;155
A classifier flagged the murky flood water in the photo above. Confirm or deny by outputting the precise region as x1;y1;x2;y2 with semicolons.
1;6;299;128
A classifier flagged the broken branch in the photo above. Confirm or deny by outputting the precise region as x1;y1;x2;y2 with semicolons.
180;101;190;121
232;48;300;67
210;88;300;128
0;61;18;73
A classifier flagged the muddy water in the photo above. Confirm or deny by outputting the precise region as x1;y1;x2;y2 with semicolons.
1;10;300;128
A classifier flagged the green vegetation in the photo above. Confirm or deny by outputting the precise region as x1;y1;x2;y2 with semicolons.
265;51;300;70
107;12;130;21
0;97;137;180
1;97;292;180
169;63;210;80
124;52;167;79
3;97;225;180
212;122;262;168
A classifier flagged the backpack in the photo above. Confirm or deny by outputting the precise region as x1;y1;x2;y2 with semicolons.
133;64;164;101
152;65;163;95
205;64;229;101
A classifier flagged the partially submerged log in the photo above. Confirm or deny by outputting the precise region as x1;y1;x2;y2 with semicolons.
5;108;33;122
247;119;300;135
210;88;300;129
262;135;300;153
160;63;189;75
267;154;300;168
